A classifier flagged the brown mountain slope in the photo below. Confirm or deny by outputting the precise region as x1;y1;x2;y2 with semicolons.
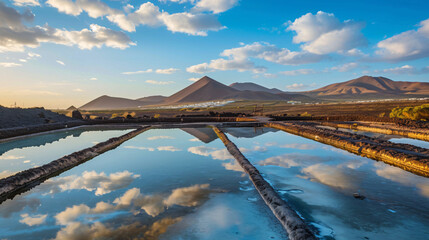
136;95;167;104
79;95;144;110
308;76;429;97
229;82;283;94
164;76;241;104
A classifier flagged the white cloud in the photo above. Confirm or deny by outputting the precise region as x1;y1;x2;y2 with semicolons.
19;213;47;226
145;80;175;85
188;146;233;160
160;12;224;36
155;68;179;74
56;60;65;66
285;83;307;90
157;146;181;152
376;18;429;61
280;68;317;76
124;145;156;151
47;1;225;36
381;65;429;75
121;69;153;75
55;204;91;225
42;170;140;196
73;88;83;92
27;52;41;58
193;0;239;14
287;11;366;54
188;77;200;82
12;0;40;6
0;62;22;67
186;42;323;73
89;77;97;81
0;2;134;52
331;62;359;72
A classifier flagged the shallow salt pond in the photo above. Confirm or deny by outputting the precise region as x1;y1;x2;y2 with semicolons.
0;127;134;179
0;128;285;240
223;127;429;240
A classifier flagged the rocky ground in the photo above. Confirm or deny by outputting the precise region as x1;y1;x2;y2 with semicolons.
0;106;80;129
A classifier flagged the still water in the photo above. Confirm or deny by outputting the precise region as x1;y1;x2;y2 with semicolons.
0;127;134;179
0;128;285;239
223;127;429;240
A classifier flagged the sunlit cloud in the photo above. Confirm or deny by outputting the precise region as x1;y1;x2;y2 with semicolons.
56;60;65;66
19;213;47;226
157;146;181;152
0;62;22;67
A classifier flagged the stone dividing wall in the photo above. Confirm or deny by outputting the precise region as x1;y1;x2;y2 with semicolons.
0;126;151;201
266;122;429;177
317;121;429;142
212;126;317;240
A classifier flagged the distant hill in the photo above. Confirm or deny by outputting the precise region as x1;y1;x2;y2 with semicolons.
306;76;429;99
229;82;283;94
79;95;144;110
66;105;77;111
136;95;167;105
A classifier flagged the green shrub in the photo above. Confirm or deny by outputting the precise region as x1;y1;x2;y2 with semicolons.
389;104;429;121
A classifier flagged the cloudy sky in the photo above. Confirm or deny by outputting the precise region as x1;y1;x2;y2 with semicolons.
0;0;428;108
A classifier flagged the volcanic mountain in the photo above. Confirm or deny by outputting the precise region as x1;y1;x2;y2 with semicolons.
307;76;429;99
79;76;316;110
164;76;241;104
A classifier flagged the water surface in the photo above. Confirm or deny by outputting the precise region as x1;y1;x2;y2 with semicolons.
224;127;429;240
0;127;133;179
0;128;285;239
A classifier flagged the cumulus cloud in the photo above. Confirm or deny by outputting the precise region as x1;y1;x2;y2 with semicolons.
12;0;40;6
41;170;140;196
302;163;357;189
145;80;175;85
331;62;359;72
19;213;47;226
47;0;225;36
376;18;429;61
187;42;322;73
53;218;181;240
0;2;134;52
193;0;239;14
188;146;233;160
55;184;214;224
287;11;366;54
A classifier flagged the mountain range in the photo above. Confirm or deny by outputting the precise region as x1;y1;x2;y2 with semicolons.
78;76;429;110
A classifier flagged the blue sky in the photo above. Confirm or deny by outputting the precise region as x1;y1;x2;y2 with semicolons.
0;0;428;108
